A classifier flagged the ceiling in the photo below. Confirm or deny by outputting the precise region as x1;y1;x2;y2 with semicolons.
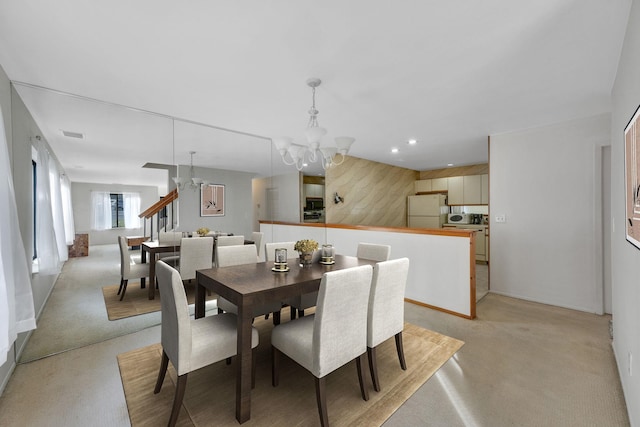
0;1;632;189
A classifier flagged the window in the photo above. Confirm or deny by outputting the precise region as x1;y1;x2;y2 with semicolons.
110;193;125;228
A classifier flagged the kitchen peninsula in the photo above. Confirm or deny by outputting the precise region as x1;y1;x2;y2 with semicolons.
260;221;478;319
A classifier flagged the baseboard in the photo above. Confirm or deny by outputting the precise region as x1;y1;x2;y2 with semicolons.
0;356;16;397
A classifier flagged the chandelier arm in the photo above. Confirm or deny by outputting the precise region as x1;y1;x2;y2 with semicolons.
330;153;346;166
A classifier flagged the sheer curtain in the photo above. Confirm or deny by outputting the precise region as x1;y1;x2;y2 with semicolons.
60;174;75;245
35;139;61;274
122;192;141;229
49;162;68;262
0;107;36;365
91;191;112;230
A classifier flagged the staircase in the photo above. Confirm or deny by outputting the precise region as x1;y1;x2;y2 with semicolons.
138;188;178;240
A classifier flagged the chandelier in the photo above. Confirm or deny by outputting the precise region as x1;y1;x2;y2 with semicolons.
172;151;204;191
272;78;355;171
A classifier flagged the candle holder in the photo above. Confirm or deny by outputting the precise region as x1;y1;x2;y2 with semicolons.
320;244;335;265
272;248;289;272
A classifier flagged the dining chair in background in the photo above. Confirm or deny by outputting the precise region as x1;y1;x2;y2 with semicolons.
178;236;213;282
153;261;259;427
117;235;149;301
215;244;283;325
367;257;410;392
356;242;391;262
271;265;373;427
265;241;316;320
251;231;264;261
214;235;245;267
158;230;182;265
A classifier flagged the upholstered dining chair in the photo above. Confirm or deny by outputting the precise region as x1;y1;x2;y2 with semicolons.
153;260;259;427
271;265;373;427
356;242;391;262
251;231;264;261
265;241;316;320
214;235;245;267
178;236;213;282
367;257;410;392
215;244;283;324
117;235;149;301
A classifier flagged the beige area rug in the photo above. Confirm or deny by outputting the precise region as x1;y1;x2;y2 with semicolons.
102;282;217;321
117;312;464;426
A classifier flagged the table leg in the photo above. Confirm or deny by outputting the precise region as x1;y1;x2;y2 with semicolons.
236;301;253;423
148;252;156;300
195;280;205;319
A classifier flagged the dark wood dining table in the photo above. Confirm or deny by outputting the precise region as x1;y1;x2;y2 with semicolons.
195;254;376;424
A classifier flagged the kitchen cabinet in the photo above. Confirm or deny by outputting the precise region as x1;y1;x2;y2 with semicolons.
432;177;448;191
414;179;432;193
463;175;482;204
447;176;464;205
442;224;489;262
304;183;324;198
481;174;489;204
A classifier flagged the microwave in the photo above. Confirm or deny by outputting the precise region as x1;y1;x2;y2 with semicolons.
447;213;470;224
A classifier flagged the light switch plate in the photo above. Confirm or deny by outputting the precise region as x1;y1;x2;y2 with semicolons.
495;214;506;223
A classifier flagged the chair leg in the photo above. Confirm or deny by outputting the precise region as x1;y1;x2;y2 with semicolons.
356;354;369;401
272;310;281;326
367;346;380;392
119;279;128;301
272;346;280;387
226;357;232;365
298;309;305;318
290;306;297;321
315;376;329;427
252;348;257;389
140;277;146;289
154;350;170;394
117;278;124;295
168;374;188;427
395;332;407;370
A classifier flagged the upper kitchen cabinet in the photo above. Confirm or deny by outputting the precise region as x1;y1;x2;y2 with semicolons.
447;176;464;204
415;177;448;194
415;179;431;193
432;177;448;192
446;174;488;205
304;183;324;198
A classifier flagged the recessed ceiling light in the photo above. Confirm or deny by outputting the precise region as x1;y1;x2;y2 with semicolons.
391;148;399;153
61;130;84;139
447;163;454;167
408;139;417;145
302;163;308;167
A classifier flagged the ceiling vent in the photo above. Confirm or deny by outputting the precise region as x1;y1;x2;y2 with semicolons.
61;130;84;139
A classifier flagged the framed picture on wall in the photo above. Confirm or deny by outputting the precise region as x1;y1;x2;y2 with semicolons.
624;103;640;249
201;184;225;217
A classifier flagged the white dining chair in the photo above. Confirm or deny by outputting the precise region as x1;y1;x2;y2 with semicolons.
367;257;410;392
356;242;391;262
251;231;264;261
271;265;373;427
265;241;316;320
214;235;245;267
158;230;182;264
117;235;149;301
215;244;283;324
178;236;213;282
153;260;259;427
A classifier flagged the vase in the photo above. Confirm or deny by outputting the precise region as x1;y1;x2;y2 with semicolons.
299;251;314;267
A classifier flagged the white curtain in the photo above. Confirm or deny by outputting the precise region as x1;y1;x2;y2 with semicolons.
0;106;36;365
91;191;112;230
35;139;61;274
122;192;141;229
49;162;68;262
60;175;75;245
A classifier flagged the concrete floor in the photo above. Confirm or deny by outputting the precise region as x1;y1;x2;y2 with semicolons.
0;246;630;426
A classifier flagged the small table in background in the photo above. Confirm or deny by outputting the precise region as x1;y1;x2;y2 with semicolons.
126;235;149;250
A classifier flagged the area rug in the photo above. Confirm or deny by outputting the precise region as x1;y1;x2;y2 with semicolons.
102;281;217;321
117;313;464;426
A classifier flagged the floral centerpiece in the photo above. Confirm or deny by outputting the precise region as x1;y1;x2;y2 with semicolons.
196;227;210;237
295;239;318;267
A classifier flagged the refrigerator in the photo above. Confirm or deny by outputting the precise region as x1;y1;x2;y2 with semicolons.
407;194;448;228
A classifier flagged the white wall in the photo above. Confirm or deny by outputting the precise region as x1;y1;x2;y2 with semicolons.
71;182;160;245
176;165;255;238
611;0;640;423
490;113;610;313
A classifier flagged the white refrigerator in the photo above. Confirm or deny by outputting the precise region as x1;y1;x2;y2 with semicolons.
407;194;448;228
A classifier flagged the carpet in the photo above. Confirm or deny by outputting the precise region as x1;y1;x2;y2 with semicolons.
102;282;217;321
117;312;464;426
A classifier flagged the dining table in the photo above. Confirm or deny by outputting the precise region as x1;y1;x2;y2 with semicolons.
142;237;256;300
195;254;376;424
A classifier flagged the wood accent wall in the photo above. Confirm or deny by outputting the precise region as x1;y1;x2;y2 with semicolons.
419;163;488;179
302;175;325;185
325;156;419;227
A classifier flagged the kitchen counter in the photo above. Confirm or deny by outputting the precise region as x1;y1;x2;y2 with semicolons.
443;223;488;229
